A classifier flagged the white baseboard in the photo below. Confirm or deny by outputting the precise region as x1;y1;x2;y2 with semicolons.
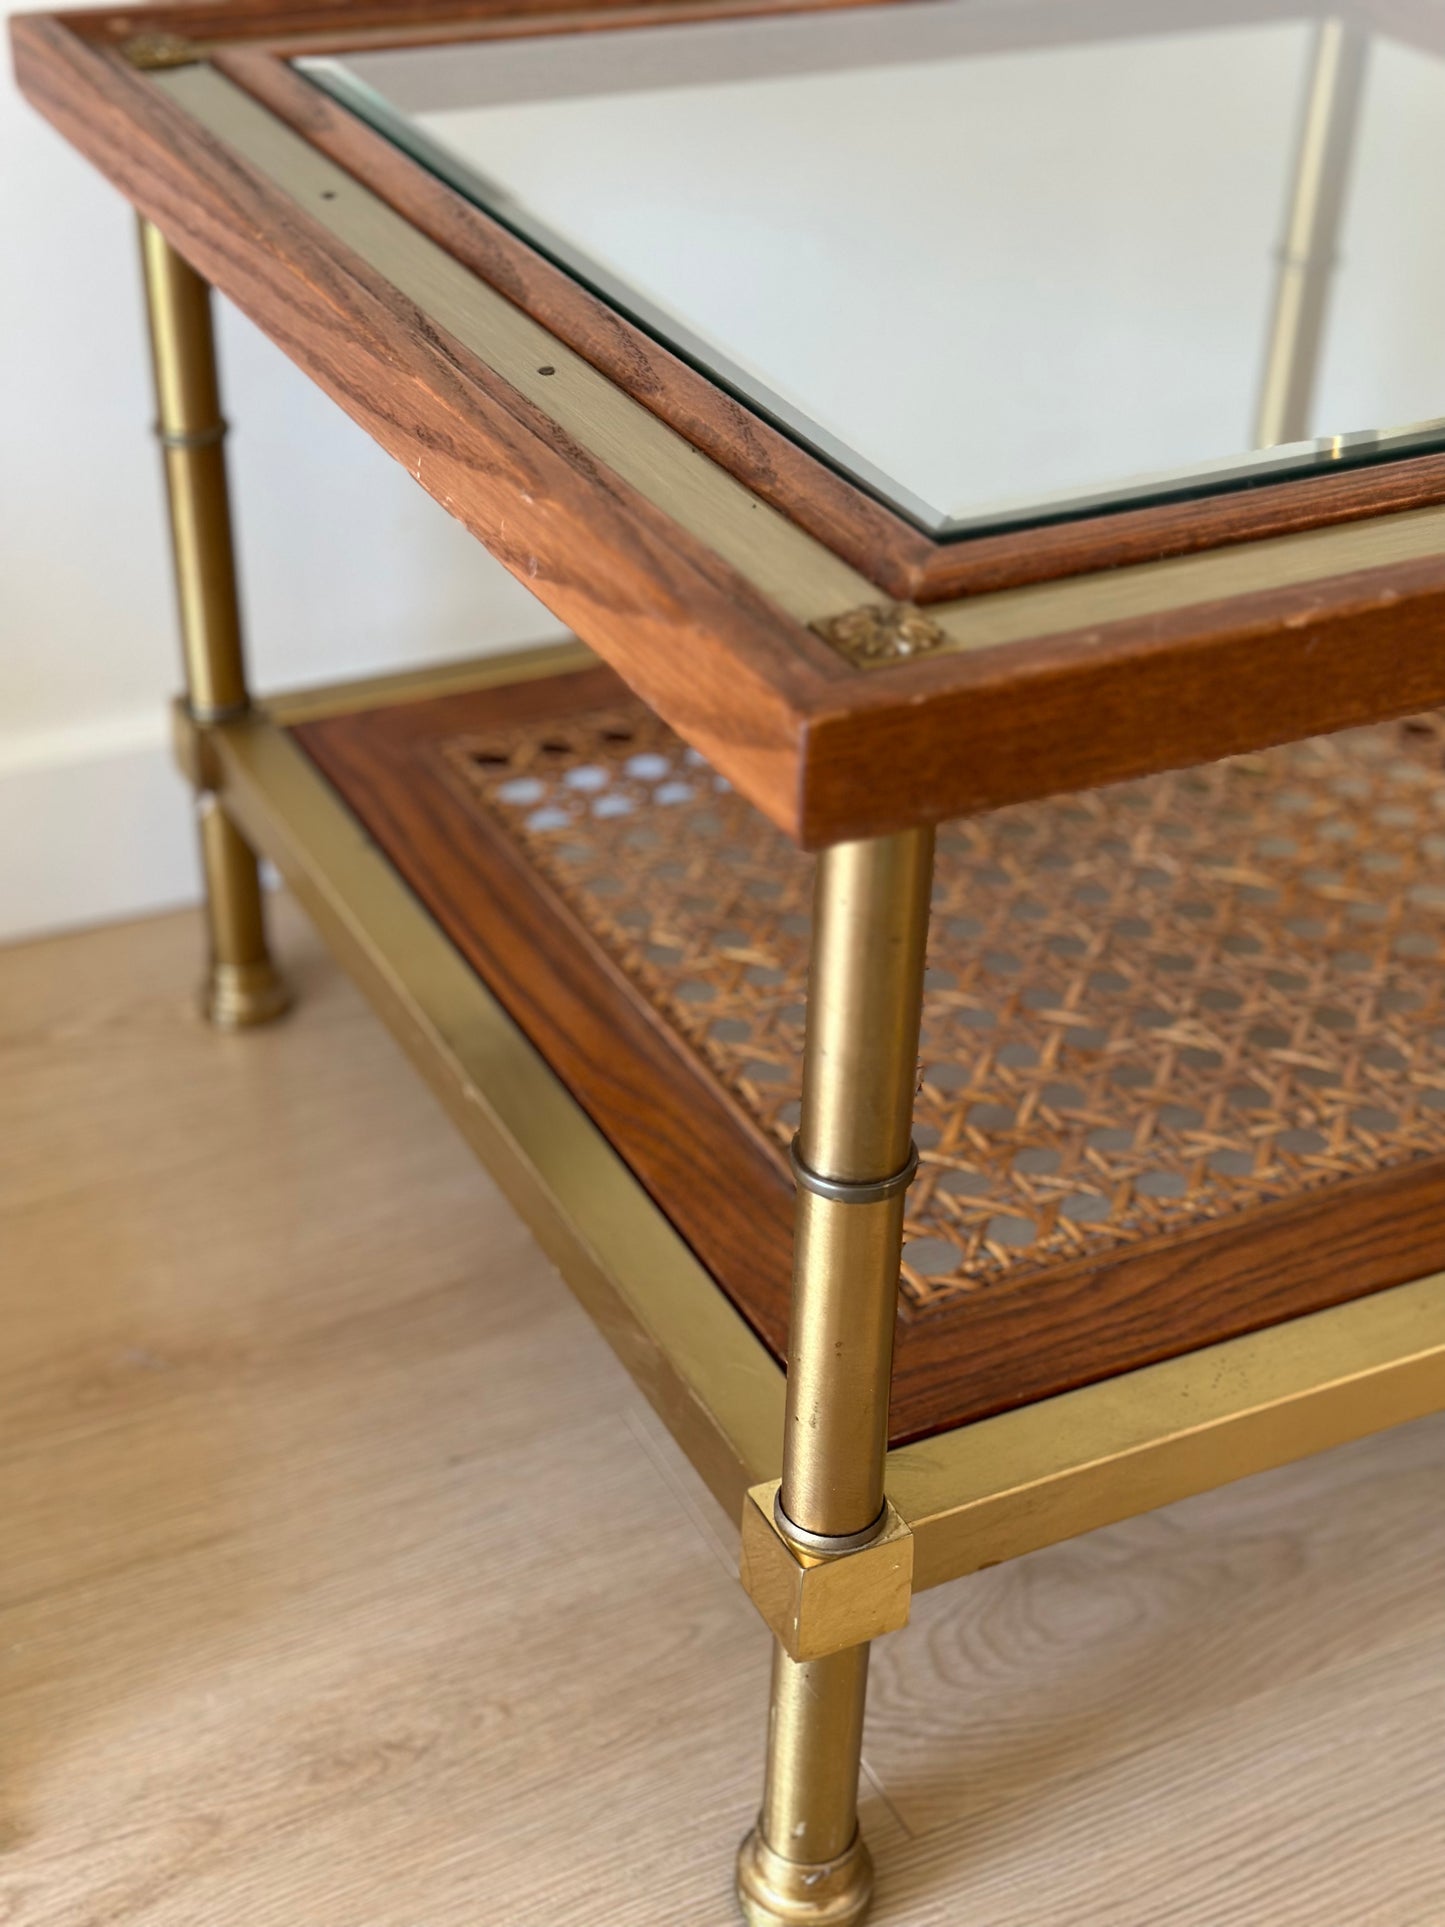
0;712;202;946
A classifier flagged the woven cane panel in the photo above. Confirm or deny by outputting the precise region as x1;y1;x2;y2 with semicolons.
442;707;1445;1315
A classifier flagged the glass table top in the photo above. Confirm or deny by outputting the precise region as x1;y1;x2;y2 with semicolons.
301;3;1445;541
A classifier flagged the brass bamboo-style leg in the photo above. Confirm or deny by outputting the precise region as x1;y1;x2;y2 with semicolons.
195;793;291;1029
138;217;289;1028
738;829;934;1926
1253;17;1368;450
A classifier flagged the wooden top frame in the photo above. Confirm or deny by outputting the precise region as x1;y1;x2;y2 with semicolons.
15;0;1445;845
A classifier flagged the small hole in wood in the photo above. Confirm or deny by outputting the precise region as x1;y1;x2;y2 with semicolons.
537;365;556;376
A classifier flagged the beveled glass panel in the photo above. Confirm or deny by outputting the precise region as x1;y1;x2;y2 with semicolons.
301;3;1445;539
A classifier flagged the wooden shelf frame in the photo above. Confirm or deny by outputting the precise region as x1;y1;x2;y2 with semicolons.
290;660;1445;1447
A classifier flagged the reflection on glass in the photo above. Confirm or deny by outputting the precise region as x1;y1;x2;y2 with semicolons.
301;3;1445;540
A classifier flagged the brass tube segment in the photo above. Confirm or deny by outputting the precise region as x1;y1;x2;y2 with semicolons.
196;795;291;1030
138;217;250;722
739;829;934;1927
782;829;933;1543
796;831;935;1186
783;1186;909;1541
737;1646;873;1927
138;217;288;1027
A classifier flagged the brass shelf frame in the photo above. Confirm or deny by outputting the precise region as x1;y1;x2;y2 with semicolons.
207;650;785;1523
182;645;1445;1598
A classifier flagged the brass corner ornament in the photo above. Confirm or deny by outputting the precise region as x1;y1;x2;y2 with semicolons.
812;602;949;668
118;30;202;69
739;1481;913;1662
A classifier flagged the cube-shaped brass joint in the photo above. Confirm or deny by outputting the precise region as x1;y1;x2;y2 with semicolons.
739;1480;913;1662
170;695;221;793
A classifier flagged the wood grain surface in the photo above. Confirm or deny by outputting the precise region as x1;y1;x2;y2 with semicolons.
10;14;837;834
804;546;1445;845
215;45;939;601
58;0;915;59
19;0;1445;850
2;898;1443;1926
44;0;1325;59
295;676;1445;1444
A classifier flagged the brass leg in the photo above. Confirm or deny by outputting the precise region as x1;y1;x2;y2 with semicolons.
1253;17;1367;450
738;830;934;1926
138;217;288;1027
195;795;292;1029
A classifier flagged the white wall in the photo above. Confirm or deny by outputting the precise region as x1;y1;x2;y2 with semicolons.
0;3;564;945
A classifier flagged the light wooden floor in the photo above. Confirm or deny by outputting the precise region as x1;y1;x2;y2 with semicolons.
3;897;1444;1926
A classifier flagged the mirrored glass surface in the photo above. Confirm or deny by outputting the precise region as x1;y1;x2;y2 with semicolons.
301;4;1445;539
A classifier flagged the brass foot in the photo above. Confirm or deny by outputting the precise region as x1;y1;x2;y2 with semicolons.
736;1826;873;1926
202;958;291;1030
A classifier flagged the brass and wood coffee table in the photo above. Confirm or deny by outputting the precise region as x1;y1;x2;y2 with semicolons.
16;1;1445;1917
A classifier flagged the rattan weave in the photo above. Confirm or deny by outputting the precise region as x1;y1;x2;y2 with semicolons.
445;707;1445;1314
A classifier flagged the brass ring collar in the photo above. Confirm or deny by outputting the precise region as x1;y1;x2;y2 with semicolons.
773;1493;890;1557
186;697;251;727
788;1137;918;1206
154;420;228;452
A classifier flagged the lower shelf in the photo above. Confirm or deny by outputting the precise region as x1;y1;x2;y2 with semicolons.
294;649;1445;1444
193;642;1445;1592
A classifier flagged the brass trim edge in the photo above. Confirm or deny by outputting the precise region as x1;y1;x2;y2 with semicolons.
261;635;598;725
152;66;873;630
923;498;1445;660
120;31;204;70
891;1269;1445;1591
202;703;785;1515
